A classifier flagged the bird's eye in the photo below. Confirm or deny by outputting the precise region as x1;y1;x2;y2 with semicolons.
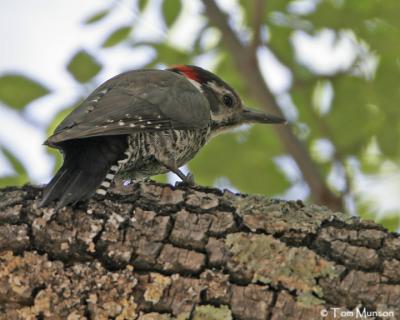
223;94;234;107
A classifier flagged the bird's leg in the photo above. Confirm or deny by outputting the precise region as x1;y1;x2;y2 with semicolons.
161;159;195;185
176;170;195;185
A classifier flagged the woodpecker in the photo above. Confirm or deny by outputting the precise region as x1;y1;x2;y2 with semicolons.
40;65;285;210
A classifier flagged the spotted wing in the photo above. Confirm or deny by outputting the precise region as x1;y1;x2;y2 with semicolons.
46;70;210;146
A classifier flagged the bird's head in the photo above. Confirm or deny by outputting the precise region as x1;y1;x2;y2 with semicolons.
169;65;286;136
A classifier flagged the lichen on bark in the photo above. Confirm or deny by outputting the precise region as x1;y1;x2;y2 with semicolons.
0;182;399;319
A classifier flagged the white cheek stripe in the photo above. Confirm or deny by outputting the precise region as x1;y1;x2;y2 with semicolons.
188;78;203;93
206;81;235;121
211;113;227;121
206;80;226;95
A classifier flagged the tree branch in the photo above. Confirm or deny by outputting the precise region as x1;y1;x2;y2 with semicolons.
1;183;399;319
250;0;265;55
202;0;343;210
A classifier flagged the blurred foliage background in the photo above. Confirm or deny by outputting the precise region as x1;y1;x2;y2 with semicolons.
0;0;399;231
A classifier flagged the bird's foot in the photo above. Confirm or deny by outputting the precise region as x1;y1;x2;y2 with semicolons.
175;172;195;187
184;172;195;185
123;179;132;187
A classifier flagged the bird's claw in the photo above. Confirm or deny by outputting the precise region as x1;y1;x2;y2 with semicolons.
184;173;195;185
175;173;195;187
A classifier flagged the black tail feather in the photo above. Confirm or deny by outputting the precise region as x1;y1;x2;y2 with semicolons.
53;170;94;211
40;135;128;210
40;167;69;207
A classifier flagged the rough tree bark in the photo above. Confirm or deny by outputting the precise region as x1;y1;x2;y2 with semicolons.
0;182;399;319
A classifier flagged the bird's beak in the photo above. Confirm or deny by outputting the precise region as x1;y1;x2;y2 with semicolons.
241;108;286;124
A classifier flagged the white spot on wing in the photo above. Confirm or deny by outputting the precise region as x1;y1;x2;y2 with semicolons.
96;189;107;195
106;174;114;180
101;181;111;188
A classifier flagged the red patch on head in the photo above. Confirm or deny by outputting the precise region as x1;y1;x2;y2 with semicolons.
173;65;200;81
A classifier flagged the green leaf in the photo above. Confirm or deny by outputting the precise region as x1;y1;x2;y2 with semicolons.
138;0;149;12
162;0;182;27
267;0;288;13
66;50;102;83
0;74;49;110
378;214;400;232
84;9;109;24
359;141;381;174
306;1;363;31
291;81;320;140
358;200;400;232
0;146;27;176
46;105;77;171
189;126;289;195
47;105;76;136
47;147;63;174
151;43;192;65
0;146;28;187
327;76;378;155
0;175;27;188
153;173;168;183
238;0;252;26
268;24;313;81
376;121;400;159
102;26;132;48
